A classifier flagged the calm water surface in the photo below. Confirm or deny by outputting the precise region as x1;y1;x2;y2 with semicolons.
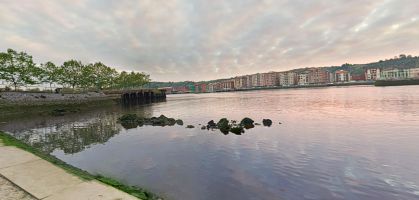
2;85;419;200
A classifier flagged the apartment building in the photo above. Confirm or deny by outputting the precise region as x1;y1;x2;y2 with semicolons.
365;68;381;80
335;70;351;82
298;73;309;85
308;68;328;84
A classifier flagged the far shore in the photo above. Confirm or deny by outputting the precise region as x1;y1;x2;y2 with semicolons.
167;81;375;95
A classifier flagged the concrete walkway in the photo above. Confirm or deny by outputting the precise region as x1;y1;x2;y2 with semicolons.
0;140;138;200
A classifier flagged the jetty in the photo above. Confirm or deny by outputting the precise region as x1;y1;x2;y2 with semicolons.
104;89;167;105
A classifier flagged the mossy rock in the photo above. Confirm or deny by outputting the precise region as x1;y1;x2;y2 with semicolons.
176;119;184;126
167;118;176;126
119;114;181;127
217;118;231;133
118;114;139;123
230;126;244;135
207;120;217;128
262;119;273;127
240;117;255;129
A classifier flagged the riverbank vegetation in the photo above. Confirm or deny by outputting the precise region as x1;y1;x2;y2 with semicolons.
0;131;161;200
0;48;150;91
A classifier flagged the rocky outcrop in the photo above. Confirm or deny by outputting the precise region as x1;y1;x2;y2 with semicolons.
117;114;180;129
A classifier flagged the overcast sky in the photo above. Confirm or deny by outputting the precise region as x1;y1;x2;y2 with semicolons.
1;0;418;81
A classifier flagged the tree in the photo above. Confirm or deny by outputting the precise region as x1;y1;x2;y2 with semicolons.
0;49;40;90
58;60;84;89
115;71;150;89
85;62;119;90
40;61;59;89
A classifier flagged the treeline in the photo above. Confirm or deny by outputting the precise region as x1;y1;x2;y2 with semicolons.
0;49;150;91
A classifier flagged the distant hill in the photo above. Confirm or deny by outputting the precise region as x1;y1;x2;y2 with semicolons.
336;55;419;75
146;55;419;88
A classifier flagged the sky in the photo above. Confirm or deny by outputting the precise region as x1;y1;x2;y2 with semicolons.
1;0;419;82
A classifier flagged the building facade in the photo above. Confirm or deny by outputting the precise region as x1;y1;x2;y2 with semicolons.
365;68;381;80
409;68;419;79
335;70;351;82
308;68;328;84
279;72;297;86
380;68;411;80
262;72;278;87
298;73;309;85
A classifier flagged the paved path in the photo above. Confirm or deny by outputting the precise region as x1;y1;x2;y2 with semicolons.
0;175;36;200
0;139;138;200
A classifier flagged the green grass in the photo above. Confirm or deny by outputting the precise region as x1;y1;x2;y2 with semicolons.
0;131;161;200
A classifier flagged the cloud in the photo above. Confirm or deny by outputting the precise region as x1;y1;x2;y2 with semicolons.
1;0;418;81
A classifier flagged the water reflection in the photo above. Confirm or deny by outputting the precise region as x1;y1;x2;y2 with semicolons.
1;86;419;200
0;104;157;154
9;114;119;154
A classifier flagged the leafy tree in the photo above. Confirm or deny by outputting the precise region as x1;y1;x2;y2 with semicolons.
85;62;119;90
0;49;40;90
40;61;59;89
58;60;85;89
115;71;150;89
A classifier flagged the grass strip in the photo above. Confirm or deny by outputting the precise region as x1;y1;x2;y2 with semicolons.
0;131;161;200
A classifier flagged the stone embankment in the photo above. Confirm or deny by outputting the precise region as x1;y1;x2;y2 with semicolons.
0;92;108;104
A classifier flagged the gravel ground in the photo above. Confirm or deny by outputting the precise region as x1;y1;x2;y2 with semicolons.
0;175;37;200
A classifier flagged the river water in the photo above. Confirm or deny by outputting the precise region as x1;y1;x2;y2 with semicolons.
1;85;419;200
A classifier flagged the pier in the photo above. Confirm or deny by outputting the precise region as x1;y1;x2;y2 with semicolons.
104;89;167;105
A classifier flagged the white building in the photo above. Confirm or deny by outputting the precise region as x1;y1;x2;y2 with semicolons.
365;68;381;80
298;73;309;85
409;68;419;79
380;68;410;80
279;72;296;86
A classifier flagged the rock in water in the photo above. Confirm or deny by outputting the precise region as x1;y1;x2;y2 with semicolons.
263;119;273;127
207;120;217;128
167;118;176;126
118;114;139;123
230;126;244;135
217;118;231;133
240;117;255;129
186;125;195;128
176;119;184;126
201;125;207;130
118;114;140;129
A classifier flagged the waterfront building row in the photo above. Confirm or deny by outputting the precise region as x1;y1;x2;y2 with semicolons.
163;67;419;93
378;68;419;80
208;68;352;92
